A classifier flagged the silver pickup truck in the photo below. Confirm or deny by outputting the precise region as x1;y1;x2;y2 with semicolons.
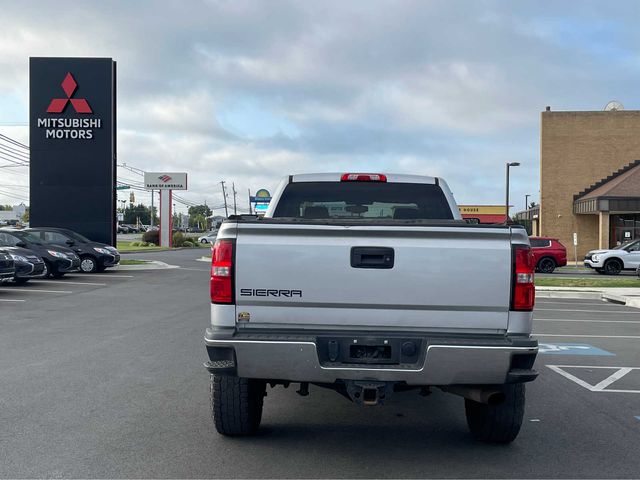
204;172;537;443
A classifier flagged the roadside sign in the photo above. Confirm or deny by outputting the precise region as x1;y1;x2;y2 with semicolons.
117;213;124;221
144;172;187;190
116;185;130;190
573;232;578;246
250;196;272;202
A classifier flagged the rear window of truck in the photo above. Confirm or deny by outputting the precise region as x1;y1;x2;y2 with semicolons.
272;182;454;220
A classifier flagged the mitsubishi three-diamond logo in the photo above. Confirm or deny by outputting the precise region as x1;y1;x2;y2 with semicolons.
47;72;92;114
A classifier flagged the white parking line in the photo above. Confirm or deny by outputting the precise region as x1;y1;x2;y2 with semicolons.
547;365;640;394
68;274;134;278
31;280;107;286
535;333;640;339
0;298;25;302
535;308;638;314
0;287;73;294
535;318;640;324
536;301;610;306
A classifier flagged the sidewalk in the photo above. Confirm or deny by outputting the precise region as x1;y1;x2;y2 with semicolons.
536;286;640;308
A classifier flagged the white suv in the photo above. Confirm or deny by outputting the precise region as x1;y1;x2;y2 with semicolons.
584;240;640;275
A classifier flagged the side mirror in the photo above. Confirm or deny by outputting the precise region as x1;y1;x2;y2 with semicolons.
16;241;27;248
66;239;75;246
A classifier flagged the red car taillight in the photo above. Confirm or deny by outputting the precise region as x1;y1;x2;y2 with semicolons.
512;245;535;311
211;239;234;304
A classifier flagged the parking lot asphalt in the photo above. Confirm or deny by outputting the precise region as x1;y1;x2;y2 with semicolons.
2;249;640;478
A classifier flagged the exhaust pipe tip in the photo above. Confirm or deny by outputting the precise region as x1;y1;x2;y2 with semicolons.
487;392;506;406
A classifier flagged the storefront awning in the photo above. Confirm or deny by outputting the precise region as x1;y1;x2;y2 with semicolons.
574;160;640;214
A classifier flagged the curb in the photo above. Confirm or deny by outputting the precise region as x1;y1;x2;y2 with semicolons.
115;261;179;271
535;290;603;300
120;247;209;254
536;286;640;308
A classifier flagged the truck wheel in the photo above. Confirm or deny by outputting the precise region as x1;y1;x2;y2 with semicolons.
465;383;525;443
603;259;622;275
537;257;556;274
211;374;265;436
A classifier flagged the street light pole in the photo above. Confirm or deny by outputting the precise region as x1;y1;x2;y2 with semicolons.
505;162;520;222
525;194;531;211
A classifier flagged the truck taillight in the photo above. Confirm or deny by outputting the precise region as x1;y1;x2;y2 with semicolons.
211;239;234;304
340;173;387;182
512;245;535;311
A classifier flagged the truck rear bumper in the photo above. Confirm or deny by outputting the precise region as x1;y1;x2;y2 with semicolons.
204;329;538;386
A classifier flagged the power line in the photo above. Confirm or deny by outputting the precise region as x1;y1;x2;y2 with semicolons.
0;149;30;165
0;142;30;160
0;133;29;150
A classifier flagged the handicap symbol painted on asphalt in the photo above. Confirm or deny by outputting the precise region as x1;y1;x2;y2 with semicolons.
539;343;615;356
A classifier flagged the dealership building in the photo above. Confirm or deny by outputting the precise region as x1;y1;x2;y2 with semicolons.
523;107;640;258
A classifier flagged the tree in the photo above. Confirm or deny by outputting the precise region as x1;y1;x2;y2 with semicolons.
188;204;212;218
22;207;29;223
0;205;12;211
123;203;156;225
189;213;207;229
529;201;539;209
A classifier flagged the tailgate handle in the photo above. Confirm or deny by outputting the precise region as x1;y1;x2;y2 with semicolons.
350;247;394;269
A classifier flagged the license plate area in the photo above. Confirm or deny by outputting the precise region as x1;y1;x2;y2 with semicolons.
317;336;422;365
350;344;391;361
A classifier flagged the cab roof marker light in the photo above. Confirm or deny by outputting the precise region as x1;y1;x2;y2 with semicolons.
340;173;387;182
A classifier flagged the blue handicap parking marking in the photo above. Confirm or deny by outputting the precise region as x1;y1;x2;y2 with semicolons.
539;343;615;356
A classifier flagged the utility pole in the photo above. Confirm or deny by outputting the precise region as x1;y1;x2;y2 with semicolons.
232;182;238;215
220;181;229;218
248;188;252;214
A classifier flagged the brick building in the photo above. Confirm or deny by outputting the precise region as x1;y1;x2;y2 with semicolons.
539;108;640;258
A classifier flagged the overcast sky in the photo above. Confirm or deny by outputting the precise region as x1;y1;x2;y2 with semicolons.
1;0;639;214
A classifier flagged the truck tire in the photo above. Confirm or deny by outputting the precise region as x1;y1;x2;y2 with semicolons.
211;374;265;436
465;383;525;443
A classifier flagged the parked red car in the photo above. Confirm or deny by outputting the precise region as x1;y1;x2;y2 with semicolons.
529;236;567;273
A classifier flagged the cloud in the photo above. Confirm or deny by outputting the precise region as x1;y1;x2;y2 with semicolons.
0;0;637;209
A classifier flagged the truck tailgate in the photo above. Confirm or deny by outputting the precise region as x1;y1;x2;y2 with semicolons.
234;223;512;333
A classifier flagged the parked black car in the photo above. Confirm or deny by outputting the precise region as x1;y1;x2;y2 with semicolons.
26;227;120;273
0;249;15;281
0;229;80;278
0;246;46;284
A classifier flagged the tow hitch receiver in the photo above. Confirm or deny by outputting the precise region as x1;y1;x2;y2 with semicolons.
345;380;393;406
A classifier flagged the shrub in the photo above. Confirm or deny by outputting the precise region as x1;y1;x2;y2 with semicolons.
140;241;149;247
172;231;186;247
183;241;194;247
148;243;156;247
129;241;141;247
142;229;159;244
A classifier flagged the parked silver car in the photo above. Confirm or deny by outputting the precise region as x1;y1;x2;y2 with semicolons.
197;230;218;244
